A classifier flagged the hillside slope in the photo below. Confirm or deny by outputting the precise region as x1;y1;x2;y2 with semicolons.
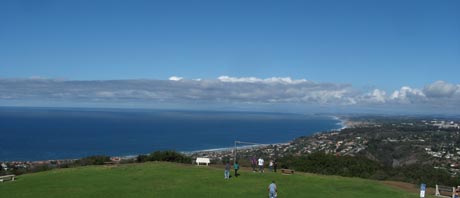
0;162;422;198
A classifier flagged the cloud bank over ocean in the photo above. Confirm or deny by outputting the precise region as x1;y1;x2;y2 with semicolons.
0;77;459;113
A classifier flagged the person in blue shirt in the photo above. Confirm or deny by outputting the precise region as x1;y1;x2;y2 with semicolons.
233;161;240;177
234;161;240;177
268;180;277;198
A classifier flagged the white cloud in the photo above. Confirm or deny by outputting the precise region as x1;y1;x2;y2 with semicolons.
371;89;387;103
0;77;459;113
423;80;458;98
168;76;183;81
218;76;309;84
0;77;352;105
359;89;387;104
389;86;426;104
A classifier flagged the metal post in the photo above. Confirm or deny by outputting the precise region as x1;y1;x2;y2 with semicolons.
274;145;278;159
234;140;237;165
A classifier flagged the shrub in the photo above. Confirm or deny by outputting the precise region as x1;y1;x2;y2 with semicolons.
137;150;192;164
75;155;111;166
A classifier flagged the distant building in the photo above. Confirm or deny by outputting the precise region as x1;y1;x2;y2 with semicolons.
1;163;7;171
431;120;459;129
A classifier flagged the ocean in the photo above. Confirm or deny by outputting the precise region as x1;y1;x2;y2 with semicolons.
0;107;341;161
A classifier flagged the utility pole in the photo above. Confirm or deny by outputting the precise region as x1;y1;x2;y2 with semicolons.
233;140;237;165
233;140;265;165
274;145;278;160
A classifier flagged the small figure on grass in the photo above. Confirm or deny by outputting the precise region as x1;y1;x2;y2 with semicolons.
258;157;264;173
268;180;277;198
251;156;257;172
234;161;240;177
224;162;230;179
269;159;274;172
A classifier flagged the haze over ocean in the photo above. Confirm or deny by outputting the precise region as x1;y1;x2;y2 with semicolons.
0;107;340;161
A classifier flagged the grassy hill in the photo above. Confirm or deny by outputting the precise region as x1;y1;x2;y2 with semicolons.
0;162;426;198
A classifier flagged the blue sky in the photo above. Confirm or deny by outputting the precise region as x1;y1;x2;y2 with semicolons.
1;0;459;113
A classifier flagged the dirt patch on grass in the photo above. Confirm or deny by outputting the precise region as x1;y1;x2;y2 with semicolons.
381;180;435;195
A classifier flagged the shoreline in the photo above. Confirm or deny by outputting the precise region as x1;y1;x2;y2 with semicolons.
331;115;349;130
187;116;347;157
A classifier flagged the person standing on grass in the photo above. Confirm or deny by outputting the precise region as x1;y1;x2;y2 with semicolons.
251;156;257;172
234;161;239;177
269;160;274;172
273;160;278;173
224;162;230;179
268;180;277;198
258;157;264;173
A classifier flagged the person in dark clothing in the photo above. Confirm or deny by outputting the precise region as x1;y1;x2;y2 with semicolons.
234;161;240;177
251;156;257;172
273;160;278;173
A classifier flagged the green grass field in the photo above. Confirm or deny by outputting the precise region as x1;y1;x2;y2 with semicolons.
0;162;424;198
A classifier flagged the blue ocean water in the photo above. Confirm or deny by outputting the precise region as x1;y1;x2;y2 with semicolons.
0;107;341;161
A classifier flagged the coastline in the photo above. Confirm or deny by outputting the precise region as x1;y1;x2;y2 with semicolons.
1;116;347;163
331;115;349;130
183;144;270;155
188;116;347;157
